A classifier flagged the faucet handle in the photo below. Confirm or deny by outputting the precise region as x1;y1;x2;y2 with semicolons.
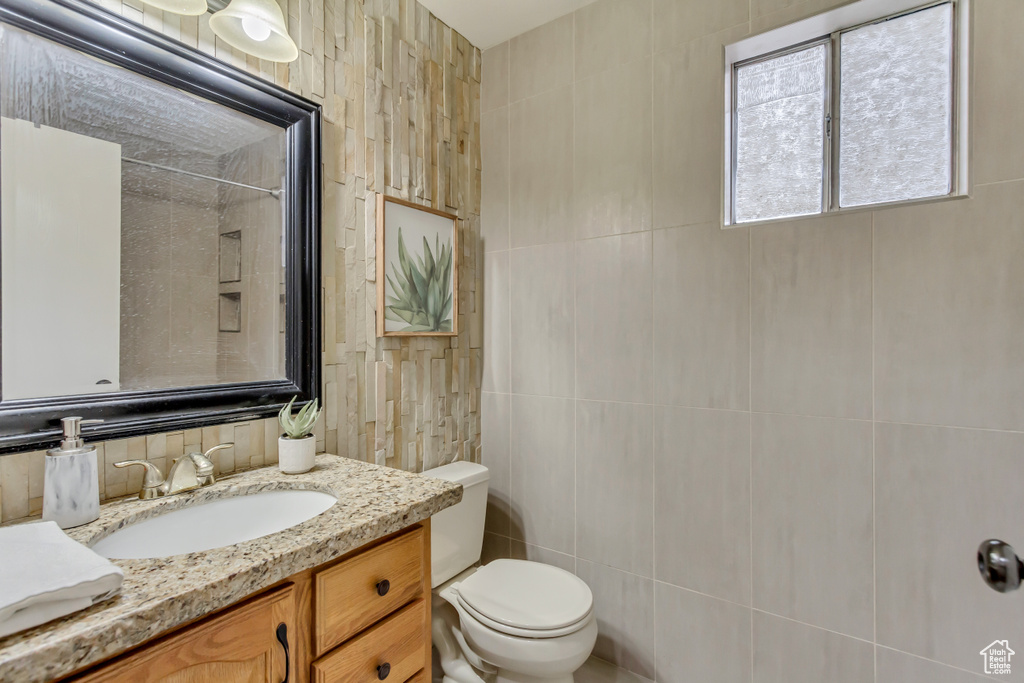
114;460;164;499
188;443;233;486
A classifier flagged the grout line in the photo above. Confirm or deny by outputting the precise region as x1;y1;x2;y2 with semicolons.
649;3;657;677
571;6;579;582
748;208;755;683
874;645;993;681
750;608;876;647
482;392;1024;437
871;209;878;678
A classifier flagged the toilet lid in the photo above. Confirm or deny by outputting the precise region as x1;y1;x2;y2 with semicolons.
455;559;593;632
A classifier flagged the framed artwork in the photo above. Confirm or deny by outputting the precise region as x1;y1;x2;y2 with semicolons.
376;194;458;337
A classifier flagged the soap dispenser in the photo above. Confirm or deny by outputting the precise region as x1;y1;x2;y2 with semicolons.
43;417;102;529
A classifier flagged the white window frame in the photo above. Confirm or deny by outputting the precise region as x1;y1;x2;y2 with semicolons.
723;0;970;227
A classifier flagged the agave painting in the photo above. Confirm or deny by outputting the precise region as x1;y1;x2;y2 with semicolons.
376;195;458;336
384;227;454;332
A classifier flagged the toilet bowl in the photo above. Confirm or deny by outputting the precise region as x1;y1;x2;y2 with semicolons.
435;560;597;683
424;462;597;683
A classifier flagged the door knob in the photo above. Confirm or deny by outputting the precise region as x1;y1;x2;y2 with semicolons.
978;539;1024;593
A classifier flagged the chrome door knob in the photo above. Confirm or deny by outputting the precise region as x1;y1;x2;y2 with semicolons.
978;539;1024;593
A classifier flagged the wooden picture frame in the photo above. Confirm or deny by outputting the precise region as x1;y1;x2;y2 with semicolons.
376;194;459;337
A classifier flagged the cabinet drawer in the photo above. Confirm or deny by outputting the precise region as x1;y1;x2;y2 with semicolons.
311;599;426;683
314;526;424;655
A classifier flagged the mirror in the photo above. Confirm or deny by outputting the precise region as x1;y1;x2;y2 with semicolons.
0;0;320;452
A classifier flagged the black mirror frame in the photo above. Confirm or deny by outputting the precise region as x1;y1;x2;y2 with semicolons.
0;0;321;454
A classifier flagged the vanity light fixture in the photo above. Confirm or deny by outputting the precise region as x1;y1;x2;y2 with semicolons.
209;0;298;63
139;0;209;15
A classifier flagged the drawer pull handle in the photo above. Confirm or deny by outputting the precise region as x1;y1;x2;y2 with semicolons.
275;623;290;683
377;662;391;680
376;579;390;596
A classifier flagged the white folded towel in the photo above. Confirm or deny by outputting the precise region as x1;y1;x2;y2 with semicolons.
0;521;123;638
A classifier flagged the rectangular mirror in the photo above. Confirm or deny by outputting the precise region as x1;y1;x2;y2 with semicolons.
0;0;320;452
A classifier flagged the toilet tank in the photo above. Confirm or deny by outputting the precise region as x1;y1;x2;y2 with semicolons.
423;461;489;588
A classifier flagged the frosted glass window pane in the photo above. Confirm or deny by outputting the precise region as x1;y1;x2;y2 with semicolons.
734;44;826;223
839;4;953;207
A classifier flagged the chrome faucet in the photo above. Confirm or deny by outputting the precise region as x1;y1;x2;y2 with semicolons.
115;444;233;500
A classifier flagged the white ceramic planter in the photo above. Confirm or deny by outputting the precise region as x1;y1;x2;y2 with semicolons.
278;435;316;474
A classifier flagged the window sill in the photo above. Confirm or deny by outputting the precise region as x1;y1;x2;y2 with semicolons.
721;191;971;230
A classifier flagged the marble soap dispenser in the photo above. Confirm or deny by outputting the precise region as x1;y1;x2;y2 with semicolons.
43;417;102;529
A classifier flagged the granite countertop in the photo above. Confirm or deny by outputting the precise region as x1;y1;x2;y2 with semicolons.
0;454;463;683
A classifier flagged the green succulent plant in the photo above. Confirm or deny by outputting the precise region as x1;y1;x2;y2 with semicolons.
278;396;322;439
385;227;454;332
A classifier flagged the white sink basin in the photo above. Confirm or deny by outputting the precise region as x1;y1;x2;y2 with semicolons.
91;489;337;559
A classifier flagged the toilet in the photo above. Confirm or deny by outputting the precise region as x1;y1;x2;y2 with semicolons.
426;462;597;683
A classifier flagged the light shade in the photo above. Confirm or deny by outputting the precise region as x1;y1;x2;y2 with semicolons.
209;0;298;63
141;0;208;16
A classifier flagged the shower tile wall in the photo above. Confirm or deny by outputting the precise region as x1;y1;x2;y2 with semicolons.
480;0;1024;681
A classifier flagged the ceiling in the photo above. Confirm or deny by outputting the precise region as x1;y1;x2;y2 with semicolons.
417;0;601;50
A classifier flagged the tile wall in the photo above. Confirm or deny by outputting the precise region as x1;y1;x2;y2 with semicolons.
0;0;483;523
480;0;1024;681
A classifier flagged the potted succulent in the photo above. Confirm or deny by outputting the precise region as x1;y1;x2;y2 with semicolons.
278;396;322;474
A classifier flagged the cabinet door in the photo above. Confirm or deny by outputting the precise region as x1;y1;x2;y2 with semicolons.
70;584;295;683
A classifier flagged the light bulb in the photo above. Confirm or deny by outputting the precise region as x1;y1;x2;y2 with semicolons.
241;16;272;41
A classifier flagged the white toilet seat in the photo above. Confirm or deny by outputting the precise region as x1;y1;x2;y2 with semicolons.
448;559;594;639
453;589;594;639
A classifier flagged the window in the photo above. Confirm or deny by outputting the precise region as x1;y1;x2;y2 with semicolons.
724;0;967;225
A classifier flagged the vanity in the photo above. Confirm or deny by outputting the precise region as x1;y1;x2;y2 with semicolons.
0;455;462;683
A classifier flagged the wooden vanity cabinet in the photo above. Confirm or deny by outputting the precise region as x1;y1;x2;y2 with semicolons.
70;585;295;683
66;521;431;683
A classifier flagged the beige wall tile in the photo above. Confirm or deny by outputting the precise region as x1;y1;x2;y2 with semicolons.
753;612;874;683
481;531;511;565
875;183;1024;431
481;106;510;252
652;28;746;230
482;251;510;394
510;541;576;573
751;212;872;420
509;13;574;103
876;647;987;683
653;0;748;52
575;232;653;403
481;42;509;113
509;85;574;248
653;223;749;410
510;395;575;553
574;0;652;82
974;0;1024;185
510;243;575;397
574;58;652;240
655;407;750;605
655;583;752;683
752;413;873;640
480;392;511;536
576;657;653;683
576;559;656;679
576;401;653;576
876;423;1024;673
749;0;854;33
0;453;30;521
